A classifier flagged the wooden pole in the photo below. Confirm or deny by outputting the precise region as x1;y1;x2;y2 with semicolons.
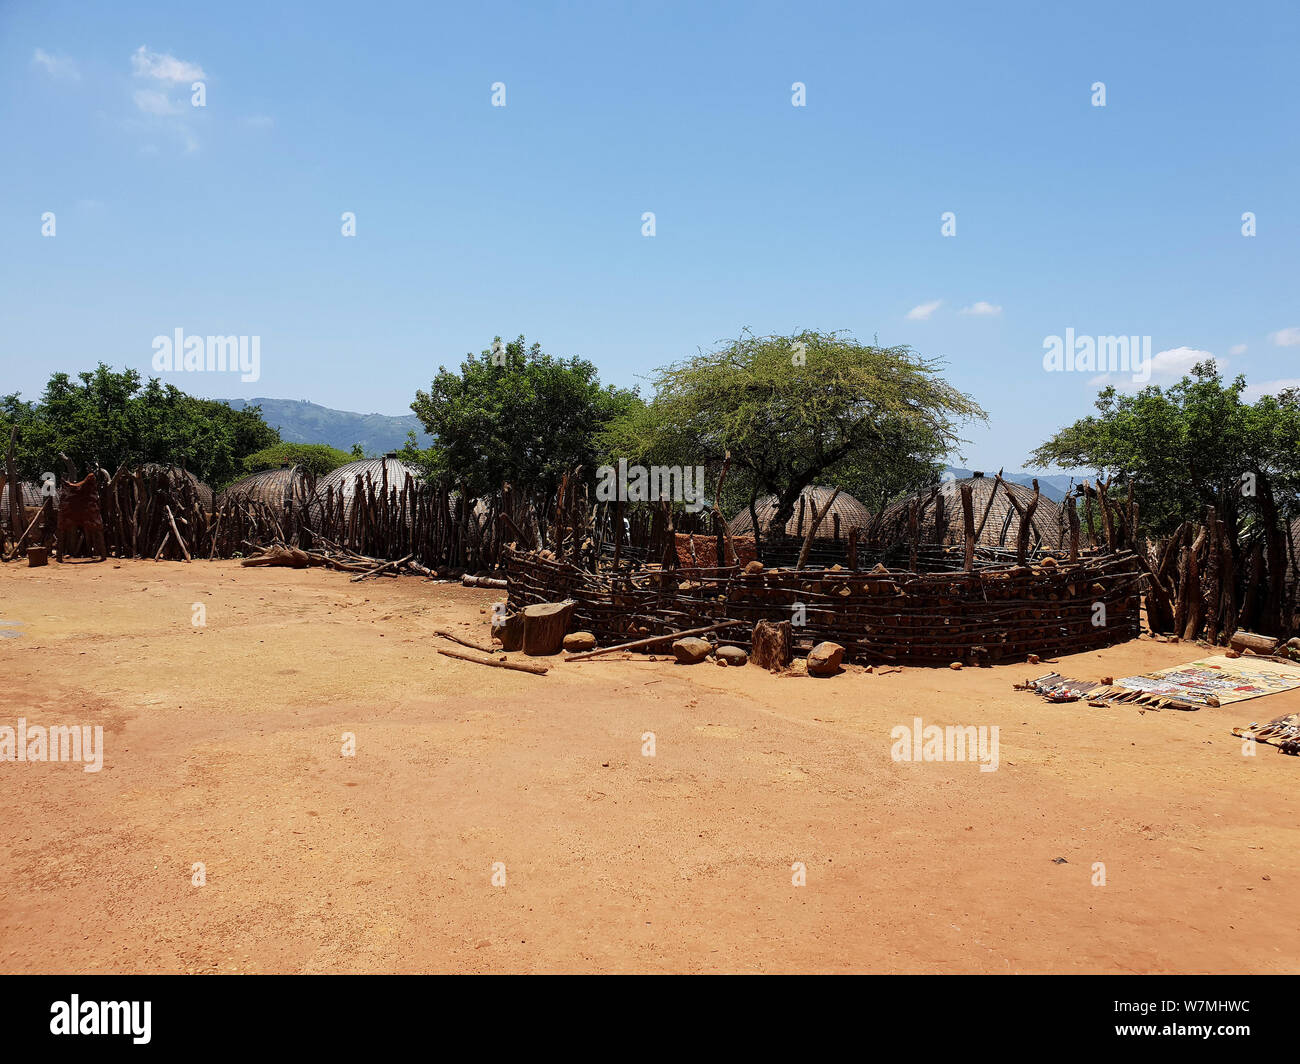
564;619;744;661
961;482;976;571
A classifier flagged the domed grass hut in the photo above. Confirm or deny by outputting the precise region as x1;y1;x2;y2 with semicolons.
139;464;214;512
871;472;1064;553
217;466;313;512
729;486;874;541
0;480;43;533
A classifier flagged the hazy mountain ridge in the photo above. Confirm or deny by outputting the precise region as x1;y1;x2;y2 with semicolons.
217;398;433;455
943;468;1075;503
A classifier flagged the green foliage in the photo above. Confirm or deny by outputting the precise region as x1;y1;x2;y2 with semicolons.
1031;361;1300;535
409;336;641;498
239;442;356;479
0;364;279;486
598;329;985;525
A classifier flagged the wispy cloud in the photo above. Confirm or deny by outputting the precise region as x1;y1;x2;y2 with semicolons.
1269;326;1300;347
906;300;942;321
960;301;1002;317
244;114;274;129
32;48;79;81
1243;378;1300;402
1229;343;1247;356
128;46;206;152
131;45;205;84
133;89;183;116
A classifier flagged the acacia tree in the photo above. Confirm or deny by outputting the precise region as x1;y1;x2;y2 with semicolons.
598;329;985;531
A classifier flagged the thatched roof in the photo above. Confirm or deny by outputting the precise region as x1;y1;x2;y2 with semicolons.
139;464;214;510
1;480;42;510
873;473;1064;550
728;486;873;539
218;466;312;511
310;456;424;519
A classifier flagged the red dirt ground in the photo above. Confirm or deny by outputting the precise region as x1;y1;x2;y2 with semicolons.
1;559;1297;973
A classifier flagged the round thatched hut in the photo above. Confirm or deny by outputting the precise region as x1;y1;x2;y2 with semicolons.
0;481;43;531
139;464;214;511
309;455;424;521
218;466;313;511
729;486;874;540
873;473;1064;552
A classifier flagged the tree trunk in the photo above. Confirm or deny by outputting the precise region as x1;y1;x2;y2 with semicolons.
751;619;792;672
522;600;576;656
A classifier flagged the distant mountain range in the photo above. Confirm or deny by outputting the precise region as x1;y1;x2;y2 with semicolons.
217;398;433;455
943;468;1076;503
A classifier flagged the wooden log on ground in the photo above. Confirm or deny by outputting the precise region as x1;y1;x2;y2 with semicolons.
241;547;311;568
522;600;576;655
564;619;743;661
434;627;497;654
437;647;548;675
1229;630;1279;655
462;574;508;588
751;619;793;671
351;553;414;582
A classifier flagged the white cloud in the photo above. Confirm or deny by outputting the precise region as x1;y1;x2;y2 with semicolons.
1269;327;1300;347
132;45;205;83
960;301;1002;316
133;89;182;116
1089;346;1221;390
32;49;79;80
1229;343;1247;356
906;300;942;321
1244;378;1300;402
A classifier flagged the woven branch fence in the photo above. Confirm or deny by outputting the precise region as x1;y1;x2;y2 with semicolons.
505;546;1142;666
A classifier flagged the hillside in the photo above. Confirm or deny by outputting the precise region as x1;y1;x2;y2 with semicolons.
216;398;433;455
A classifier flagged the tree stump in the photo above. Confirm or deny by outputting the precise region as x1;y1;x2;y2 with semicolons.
522;600;576;656
751;619;792;672
493;611;524;652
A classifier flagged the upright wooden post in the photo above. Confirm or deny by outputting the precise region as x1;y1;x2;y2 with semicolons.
960;482;975;571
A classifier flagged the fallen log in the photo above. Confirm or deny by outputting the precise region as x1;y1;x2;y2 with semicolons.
462;574;508;589
564;619;743;661
351;552;414;582
1229;630;1279;655
241;547;311;568
436;646;548;675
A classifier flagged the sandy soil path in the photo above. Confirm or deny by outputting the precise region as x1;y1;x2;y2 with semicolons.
1;560;1296;973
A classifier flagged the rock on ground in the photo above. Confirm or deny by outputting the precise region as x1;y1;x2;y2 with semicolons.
672;637;713;664
806;641;845;676
563;631;597;652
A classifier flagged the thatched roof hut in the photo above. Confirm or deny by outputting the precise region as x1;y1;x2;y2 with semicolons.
217;466;313;511
139;464;214;511
0;481;43;530
309;455;424;519
729;486;873;540
872;473;1064;551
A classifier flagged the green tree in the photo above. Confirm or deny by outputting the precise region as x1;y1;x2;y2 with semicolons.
409;336;640;506
598;329;985;529
1;364;279;487
239;442;356;480
1030;361;1300;536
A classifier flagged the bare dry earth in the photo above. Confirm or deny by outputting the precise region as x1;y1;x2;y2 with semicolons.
1;559;1297;974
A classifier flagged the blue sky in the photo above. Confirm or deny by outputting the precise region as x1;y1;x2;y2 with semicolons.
2;0;1296;472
